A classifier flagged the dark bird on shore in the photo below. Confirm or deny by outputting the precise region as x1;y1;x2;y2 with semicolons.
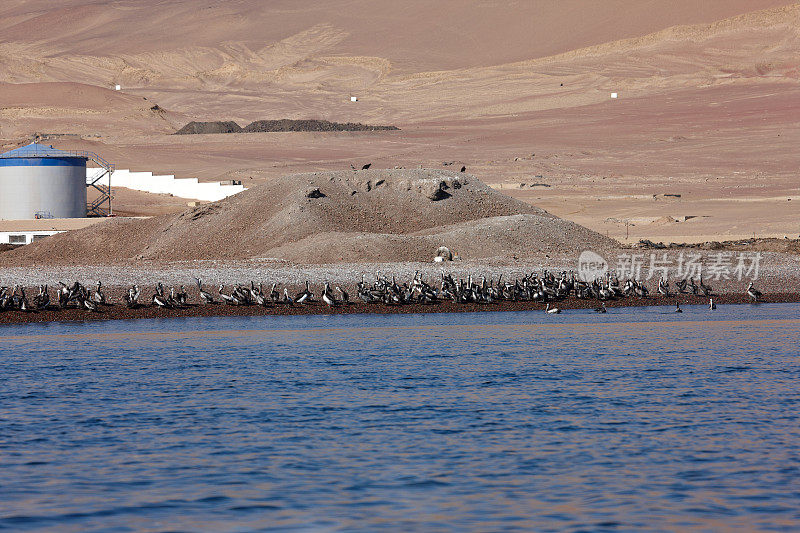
689;277;699;295
295;281;315;303
153;283;172;308
195;278;214;304
460;166;466;173
270;283;280;303
321;282;338;307
747;282;762;303
322;291;336;307
658;277;671;297
361;163;371;170
218;284;240;306
177;285;188;306
350;163;356;170
675;301;683;313
699;276;712;296
18;286;30;312
125;285;141;308
93;281;107;304
336;286;349;304
594;302;607;313
33;285;50;310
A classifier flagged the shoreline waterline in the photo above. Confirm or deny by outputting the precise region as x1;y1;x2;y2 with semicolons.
1;292;796;326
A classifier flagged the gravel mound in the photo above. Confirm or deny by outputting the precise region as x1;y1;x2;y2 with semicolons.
1;169;616;265
242;119;399;132
174;119;398;134
174;121;243;134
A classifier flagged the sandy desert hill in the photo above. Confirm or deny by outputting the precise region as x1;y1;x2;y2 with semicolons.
0;169;616;264
1;0;798;248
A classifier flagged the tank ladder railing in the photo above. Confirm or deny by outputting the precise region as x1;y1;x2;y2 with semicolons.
83;151;115;217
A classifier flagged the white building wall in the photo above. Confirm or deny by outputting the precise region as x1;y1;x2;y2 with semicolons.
0;231;61;245
87;168;246;202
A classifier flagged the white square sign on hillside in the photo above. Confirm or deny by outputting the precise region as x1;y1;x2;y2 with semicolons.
611;92;618;99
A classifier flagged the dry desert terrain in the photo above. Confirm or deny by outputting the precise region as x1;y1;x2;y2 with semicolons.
1;0;798;253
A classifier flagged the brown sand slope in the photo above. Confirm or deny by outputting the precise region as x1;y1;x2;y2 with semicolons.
2;0;786;74
0;82;185;137
1;169;615;264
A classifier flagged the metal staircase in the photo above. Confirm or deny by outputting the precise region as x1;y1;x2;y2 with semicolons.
82;151;115;217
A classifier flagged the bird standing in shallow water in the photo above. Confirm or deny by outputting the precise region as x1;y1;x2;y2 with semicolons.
709;298;716;310
675;301;683;313
545;303;561;314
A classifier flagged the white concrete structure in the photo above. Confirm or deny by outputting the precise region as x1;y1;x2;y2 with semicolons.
115;84;121;91
611;92;618;99
86;168;246;202
0;218;104;245
350;96;358;102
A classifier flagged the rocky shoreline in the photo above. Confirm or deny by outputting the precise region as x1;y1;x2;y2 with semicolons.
1;292;797;326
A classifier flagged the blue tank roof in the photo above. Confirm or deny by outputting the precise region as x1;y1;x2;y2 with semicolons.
0;143;89;159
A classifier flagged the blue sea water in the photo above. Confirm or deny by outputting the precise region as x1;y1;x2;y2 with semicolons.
1;303;799;532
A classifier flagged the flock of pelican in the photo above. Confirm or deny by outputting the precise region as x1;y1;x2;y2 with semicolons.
0;271;765;314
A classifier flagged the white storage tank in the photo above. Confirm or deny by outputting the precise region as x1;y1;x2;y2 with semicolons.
0;143;88;220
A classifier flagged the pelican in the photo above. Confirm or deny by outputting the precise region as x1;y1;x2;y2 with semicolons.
153;284;171;308
177;285;188;306
699;276;712;296
125;285;141;308
295;281;313;303
545;303;561;314
93;281;107;304
196;278;214;304
709;298;716;310
218;285;240;306
747;282;762;303
33;285;50;310
18;286;30;312
322;290;336;307
336;286;350;304
270;283;280;303
658;277;671;297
